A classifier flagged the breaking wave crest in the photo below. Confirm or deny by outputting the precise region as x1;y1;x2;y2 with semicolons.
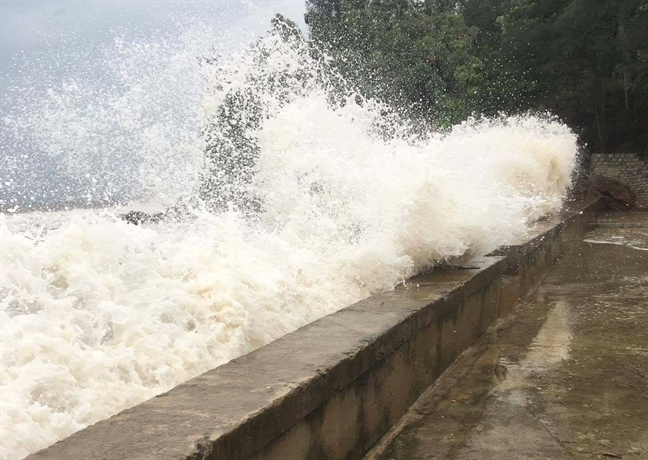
1;20;578;459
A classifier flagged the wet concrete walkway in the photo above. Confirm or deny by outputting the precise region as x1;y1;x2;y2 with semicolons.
367;212;648;460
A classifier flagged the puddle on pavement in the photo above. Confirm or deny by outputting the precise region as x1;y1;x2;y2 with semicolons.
495;300;572;400
584;227;648;251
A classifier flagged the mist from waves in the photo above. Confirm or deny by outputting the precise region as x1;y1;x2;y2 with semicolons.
1;2;301;212
1;18;579;460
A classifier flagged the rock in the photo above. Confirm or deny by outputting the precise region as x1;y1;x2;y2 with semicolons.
120;210;165;225
120;196;201;225
588;175;636;210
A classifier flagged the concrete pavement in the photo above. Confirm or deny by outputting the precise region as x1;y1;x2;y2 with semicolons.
367;212;648;460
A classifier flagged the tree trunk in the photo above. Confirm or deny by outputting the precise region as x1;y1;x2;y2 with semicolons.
594;78;605;152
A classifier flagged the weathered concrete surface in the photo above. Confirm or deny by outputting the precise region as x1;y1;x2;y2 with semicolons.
366;213;648;460
27;200;602;460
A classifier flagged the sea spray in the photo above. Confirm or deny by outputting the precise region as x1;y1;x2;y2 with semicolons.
1;20;578;460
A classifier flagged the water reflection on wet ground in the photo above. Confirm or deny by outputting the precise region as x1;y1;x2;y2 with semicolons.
368;212;648;460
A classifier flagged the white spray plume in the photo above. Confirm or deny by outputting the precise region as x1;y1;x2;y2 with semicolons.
0;22;577;460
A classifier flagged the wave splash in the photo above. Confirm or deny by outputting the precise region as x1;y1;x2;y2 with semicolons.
0;20;578;459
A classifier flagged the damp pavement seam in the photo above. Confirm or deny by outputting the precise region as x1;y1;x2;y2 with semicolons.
363;313;521;460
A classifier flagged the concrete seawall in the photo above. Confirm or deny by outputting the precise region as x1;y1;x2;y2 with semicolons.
28;199;603;460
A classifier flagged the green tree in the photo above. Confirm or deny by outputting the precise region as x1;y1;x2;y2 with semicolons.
200;15;309;211
307;0;482;128
307;0;648;156
488;0;648;154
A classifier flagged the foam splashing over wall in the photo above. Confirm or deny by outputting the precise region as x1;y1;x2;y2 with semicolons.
0;19;578;460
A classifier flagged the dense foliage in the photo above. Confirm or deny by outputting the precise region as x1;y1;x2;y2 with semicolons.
306;0;648;156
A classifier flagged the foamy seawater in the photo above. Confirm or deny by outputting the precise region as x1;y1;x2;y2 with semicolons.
1;18;579;460
1;114;577;458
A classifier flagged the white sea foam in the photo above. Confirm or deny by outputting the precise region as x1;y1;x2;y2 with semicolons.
0;21;579;460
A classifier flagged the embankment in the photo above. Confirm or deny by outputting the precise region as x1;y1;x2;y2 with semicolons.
28;199;603;460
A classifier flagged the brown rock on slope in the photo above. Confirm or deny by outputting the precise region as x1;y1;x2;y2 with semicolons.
589;175;636;210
